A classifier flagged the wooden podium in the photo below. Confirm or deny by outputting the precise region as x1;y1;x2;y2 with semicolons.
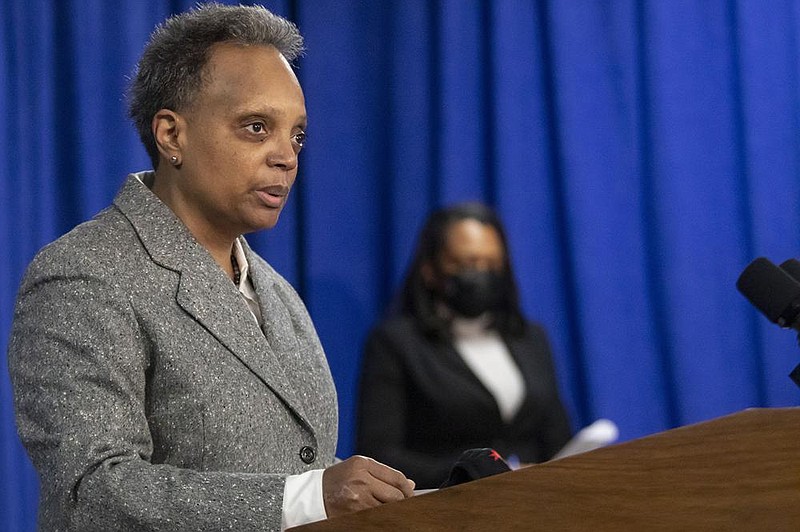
291;408;800;531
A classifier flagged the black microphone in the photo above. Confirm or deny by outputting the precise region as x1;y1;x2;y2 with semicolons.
779;258;800;282
736;257;800;329
738;257;800;389
777;259;800;387
439;448;511;488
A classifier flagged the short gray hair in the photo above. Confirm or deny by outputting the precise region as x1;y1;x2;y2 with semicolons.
128;2;304;168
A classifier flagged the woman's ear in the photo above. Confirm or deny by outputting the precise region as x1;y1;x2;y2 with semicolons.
152;109;183;164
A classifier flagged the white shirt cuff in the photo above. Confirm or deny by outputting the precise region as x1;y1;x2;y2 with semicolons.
281;469;327;530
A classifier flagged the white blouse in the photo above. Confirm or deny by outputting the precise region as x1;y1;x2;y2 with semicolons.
451;315;525;423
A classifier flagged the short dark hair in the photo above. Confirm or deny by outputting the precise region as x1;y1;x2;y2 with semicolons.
127;2;304;168
396;202;526;340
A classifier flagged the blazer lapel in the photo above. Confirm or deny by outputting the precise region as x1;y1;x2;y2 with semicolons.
113;173;313;432
243;244;316;422
174;268;313;431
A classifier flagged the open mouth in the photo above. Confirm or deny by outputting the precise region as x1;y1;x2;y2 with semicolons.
256;185;288;208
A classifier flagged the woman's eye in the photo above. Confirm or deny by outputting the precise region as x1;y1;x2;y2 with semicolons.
293;131;306;147
245;122;265;134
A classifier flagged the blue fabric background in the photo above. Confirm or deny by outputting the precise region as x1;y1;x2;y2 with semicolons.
3;1;800;528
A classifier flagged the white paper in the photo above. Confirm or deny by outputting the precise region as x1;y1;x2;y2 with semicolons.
551;418;619;460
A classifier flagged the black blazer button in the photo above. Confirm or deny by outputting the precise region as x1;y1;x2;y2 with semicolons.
299;445;316;464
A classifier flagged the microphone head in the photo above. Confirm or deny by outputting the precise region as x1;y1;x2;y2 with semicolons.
440;448;511;488
780;258;800;282
737;257;800;327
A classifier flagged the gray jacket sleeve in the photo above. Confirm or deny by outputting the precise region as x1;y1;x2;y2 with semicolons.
8;269;288;532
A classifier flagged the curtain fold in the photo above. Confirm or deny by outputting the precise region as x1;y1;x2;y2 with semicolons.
4;1;800;529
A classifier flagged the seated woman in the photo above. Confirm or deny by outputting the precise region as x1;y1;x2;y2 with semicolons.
356;202;572;489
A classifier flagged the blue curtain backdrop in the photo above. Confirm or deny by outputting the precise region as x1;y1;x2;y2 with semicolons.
3;0;800;528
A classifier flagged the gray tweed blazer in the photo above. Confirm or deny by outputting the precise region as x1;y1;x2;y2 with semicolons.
8;172;338;532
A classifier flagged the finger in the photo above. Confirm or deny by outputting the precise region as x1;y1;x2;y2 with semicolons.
364;458;411;485
398;477;416;498
350;489;384;510
364;460;416;497
368;482;408;504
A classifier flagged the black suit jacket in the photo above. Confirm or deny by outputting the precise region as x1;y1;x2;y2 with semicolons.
355;315;571;488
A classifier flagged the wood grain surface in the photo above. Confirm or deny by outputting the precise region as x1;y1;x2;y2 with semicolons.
291;408;800;531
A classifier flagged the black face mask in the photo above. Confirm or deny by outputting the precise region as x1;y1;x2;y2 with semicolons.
440;269;505;318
